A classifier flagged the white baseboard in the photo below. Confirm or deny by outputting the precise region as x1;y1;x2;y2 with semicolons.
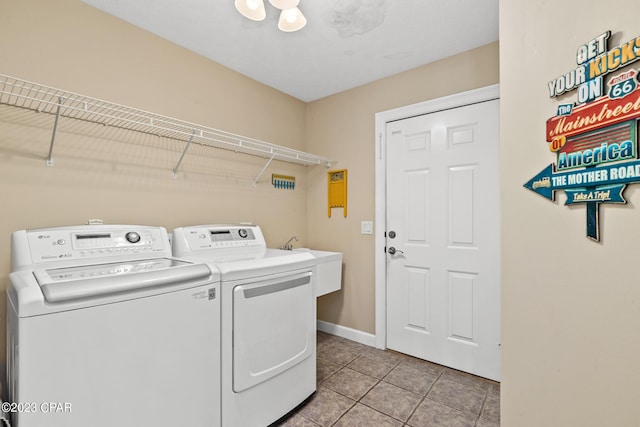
316;320;377;348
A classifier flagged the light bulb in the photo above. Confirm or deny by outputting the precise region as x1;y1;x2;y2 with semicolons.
246;0;260;10
284;9;297;23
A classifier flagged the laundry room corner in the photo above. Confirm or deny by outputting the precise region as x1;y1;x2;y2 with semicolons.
0;0;313;372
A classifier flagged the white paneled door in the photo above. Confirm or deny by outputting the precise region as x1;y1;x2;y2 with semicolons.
385;99;500;381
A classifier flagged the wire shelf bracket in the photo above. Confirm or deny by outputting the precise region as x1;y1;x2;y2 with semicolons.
46;96;64;167
172;128;198;178
0;74;336;174
253;152;277;187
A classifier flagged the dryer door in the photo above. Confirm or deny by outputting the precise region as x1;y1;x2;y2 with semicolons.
232;270;314;392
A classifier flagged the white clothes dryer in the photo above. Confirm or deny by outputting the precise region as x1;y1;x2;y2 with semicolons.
172;224;316;427
7;225;221;427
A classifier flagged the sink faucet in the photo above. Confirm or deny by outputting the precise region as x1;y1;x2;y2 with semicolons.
280;236;299;250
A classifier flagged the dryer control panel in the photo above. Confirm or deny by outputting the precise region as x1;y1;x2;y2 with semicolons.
173;225;266;252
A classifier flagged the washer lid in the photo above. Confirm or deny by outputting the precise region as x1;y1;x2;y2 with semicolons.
33;258;213;302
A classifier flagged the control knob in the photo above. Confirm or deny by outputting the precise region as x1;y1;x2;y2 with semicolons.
125;231;141;244
238;229;248;238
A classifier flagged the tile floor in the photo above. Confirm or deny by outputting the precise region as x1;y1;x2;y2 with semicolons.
272;331;500;427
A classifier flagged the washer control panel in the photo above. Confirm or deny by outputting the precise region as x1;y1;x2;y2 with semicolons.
24;227;166;264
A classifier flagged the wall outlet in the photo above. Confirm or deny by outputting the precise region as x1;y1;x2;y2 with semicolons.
361;221;373;235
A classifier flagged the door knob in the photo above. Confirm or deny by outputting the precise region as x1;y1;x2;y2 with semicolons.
388;247;404;255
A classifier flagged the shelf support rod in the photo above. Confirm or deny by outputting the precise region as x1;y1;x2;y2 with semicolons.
46;97;64;167
172;129;197;178
253;152;276;187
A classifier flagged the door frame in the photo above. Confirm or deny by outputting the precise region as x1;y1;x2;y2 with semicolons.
374;84;500;349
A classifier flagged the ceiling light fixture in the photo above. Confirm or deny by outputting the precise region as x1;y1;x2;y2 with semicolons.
277;6;306;32
234;0;266;21
234;0;307;32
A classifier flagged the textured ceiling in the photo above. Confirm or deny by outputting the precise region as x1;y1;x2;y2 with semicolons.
82;0;499;102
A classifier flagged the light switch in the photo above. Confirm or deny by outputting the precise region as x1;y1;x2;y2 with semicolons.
361;221;373;235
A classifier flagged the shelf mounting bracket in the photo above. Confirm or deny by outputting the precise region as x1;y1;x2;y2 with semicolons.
253;152;277;187
46;97;64;167
172;129;198;178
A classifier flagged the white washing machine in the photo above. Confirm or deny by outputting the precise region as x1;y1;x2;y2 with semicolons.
172;224;316;427
7;225;221;427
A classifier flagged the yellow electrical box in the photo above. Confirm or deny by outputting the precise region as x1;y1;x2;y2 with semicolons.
328;169;347;217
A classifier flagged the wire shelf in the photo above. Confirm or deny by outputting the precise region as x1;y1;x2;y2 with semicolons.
0;74;335;175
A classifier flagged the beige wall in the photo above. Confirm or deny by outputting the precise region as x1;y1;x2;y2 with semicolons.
0;0;310;364
500;1;640;426
307;43;499;333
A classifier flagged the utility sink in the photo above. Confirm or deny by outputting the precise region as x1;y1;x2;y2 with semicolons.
294;248;342;296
